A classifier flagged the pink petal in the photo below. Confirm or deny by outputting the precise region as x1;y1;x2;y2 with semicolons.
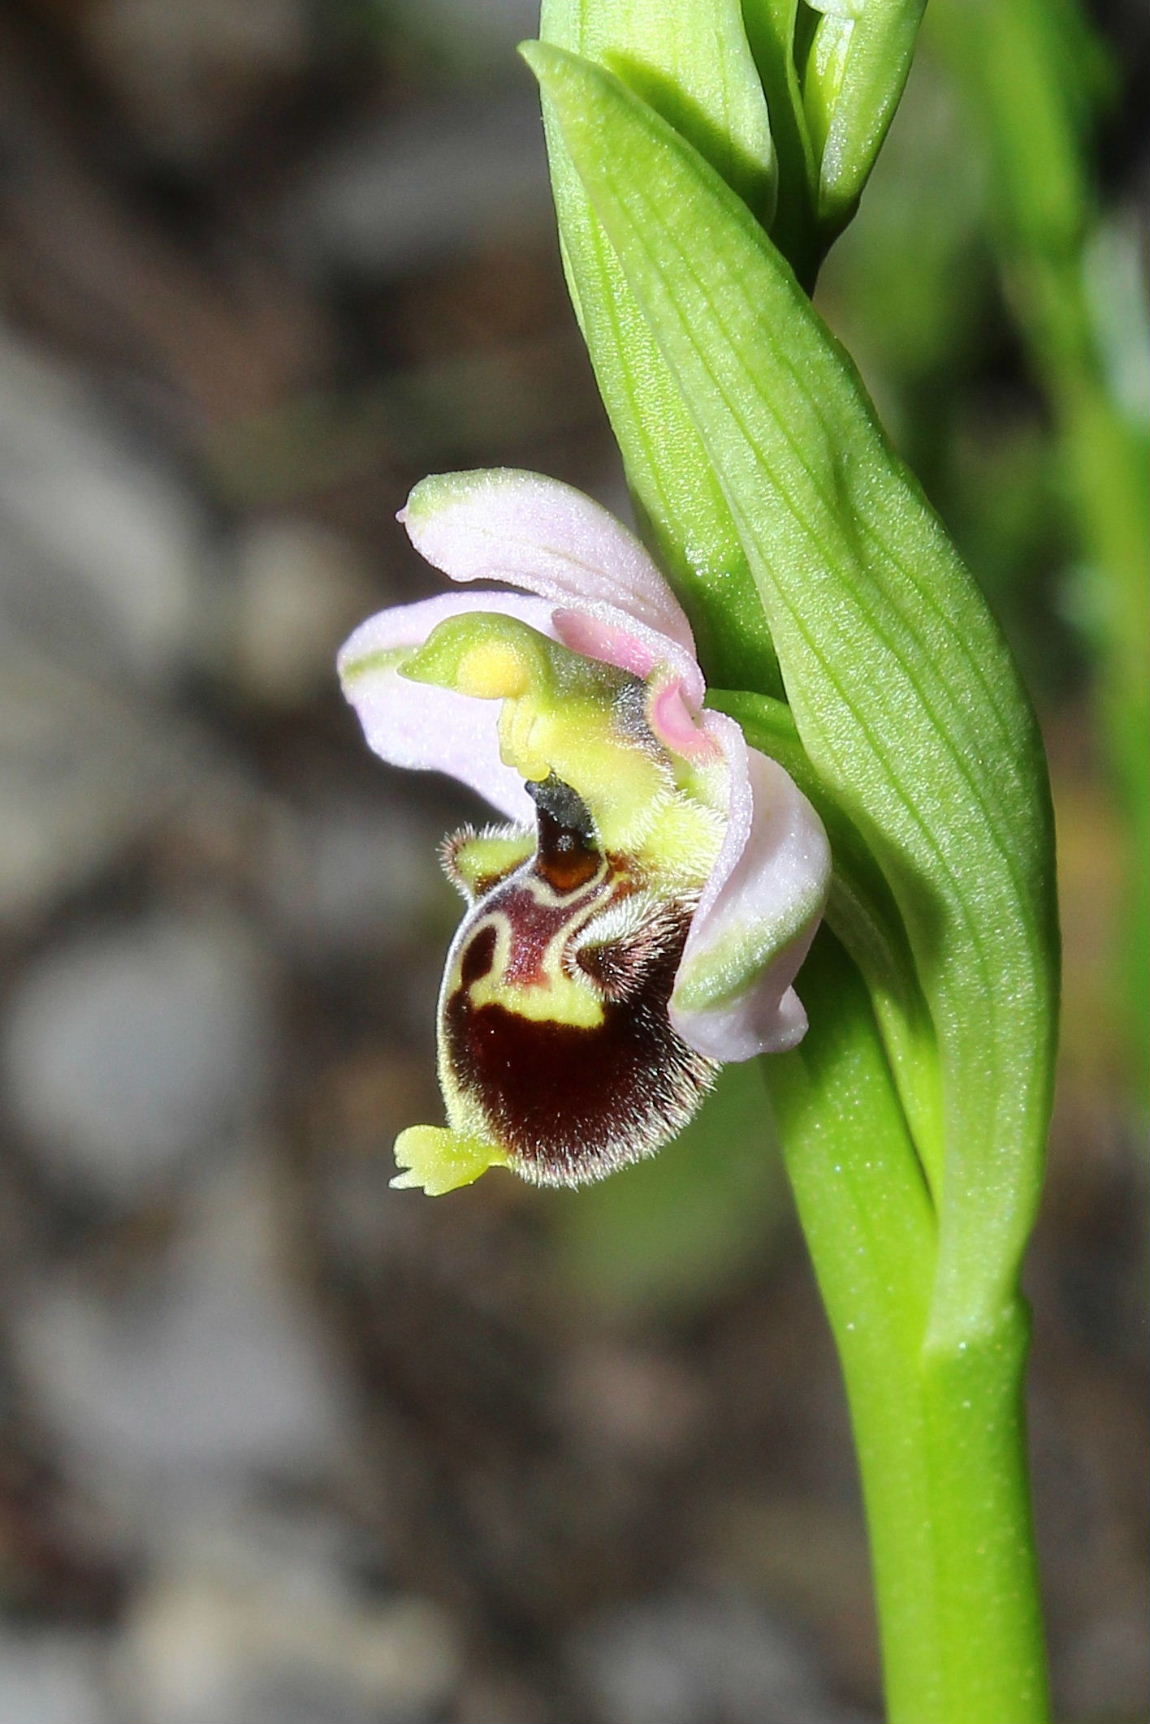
551;609;659;679
670;712;830;1061
674;979;811;1064
645;675;721;762
551;604;707;718
401;469;697;655
338;592;556;821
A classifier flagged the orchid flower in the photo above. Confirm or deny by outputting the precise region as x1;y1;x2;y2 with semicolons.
338;469;830;1195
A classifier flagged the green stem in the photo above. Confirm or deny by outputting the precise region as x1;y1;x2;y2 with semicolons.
920;1309;1048;1720
771;933;1050;1723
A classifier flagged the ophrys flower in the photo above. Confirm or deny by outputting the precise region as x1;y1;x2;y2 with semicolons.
339;469;830;1193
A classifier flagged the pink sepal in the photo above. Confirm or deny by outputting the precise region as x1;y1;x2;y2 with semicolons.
401;469;697;653
337;591;555;822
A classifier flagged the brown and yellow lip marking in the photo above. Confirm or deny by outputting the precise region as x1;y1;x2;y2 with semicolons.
438;775;716;1186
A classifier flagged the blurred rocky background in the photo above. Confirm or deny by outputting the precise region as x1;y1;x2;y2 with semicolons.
0;0;1146;1720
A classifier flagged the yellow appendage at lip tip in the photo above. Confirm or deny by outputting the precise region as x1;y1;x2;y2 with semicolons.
391;1124;508;1195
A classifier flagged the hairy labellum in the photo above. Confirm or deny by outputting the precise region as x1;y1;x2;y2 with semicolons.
439;776;717;1186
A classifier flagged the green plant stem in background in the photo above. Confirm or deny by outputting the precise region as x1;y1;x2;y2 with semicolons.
933;0;1150;1098
773;935;1049;1723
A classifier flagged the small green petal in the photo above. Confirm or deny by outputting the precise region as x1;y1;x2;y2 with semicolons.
443;827;536;901
401;610;563;702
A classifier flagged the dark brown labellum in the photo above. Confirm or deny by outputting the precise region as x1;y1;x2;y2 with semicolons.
440;779;716;1185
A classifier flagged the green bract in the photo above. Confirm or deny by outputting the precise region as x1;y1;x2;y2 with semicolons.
523;37;1058;1346
538;0;783;695
538;0;932;694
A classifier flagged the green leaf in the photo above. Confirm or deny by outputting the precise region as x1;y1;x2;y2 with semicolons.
522;42;1059;1336
538;0;783;696
542;0;777;218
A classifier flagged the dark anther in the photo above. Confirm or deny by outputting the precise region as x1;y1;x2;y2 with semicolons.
526;773;596;838
527;775;601;892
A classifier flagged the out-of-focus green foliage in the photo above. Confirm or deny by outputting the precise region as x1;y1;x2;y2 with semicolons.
556;1059;786;1314
934;0;1149;1102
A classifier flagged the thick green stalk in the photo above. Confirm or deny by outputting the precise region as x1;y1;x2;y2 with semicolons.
919;1311;1048;1721
773;935;1050;1723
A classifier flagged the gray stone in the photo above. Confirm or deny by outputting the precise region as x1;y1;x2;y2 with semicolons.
0;1632;111;1724
84;0;307;167
12;1158;346;1485
222;517;376;709
570;1592;871;1724
387;0;540;68
114;1498;458;1724
266;794;441;957
0;648;200;925
3;911;271;1200
296;94;550;278
1059;1597;1150;1722
0;328;209;686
